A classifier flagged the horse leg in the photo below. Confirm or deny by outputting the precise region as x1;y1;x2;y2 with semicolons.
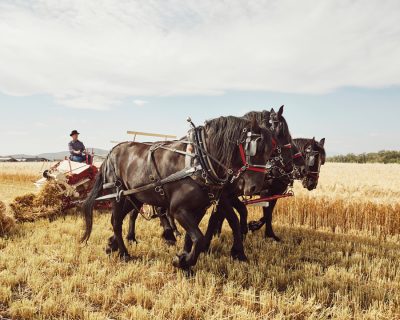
203;206;225;253
213;216;224;238
107;198;139;252
127;209;139;243
248;192;267;233
172;209;205;270
106;210;119;254
167;213;181;237
183;232;193;253
231;196;248;237
264;199;281;242
159;209;177;245
111;200;131;260
222;201;248;262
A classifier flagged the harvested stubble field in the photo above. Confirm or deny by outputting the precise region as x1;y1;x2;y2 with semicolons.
0;162;399;319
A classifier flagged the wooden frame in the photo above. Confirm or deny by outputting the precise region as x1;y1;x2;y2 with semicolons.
127;131;177;142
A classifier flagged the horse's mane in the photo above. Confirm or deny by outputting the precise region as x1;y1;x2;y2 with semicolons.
244;110;292;142
204;116;269;168
293;138;326;162
243;110;270;126
292;138;311;153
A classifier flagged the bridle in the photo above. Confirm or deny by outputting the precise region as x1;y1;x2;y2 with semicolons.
188;121;271;186
265;112;297;179
267;143;296;179
303;143;322;179
231;129;272;182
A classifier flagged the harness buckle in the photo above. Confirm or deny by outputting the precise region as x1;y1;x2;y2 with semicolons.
155;186;165;196
116;189;124;203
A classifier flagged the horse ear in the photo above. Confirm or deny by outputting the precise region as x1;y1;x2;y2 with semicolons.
251;117;260;132
312;136;315;142
319;138;325;147
270;108;276;114
278;105;284;118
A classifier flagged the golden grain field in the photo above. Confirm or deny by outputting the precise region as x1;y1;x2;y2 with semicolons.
0;162;399;319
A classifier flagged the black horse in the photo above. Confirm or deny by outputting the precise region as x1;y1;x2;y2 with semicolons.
202;106;302;254
81;116;274;270
247;137;326;240
124;106;296;261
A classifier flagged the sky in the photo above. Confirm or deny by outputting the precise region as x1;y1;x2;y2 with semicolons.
0;0;399;155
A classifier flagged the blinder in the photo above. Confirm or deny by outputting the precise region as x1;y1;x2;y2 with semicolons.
305;145;320;167
245;131;261;157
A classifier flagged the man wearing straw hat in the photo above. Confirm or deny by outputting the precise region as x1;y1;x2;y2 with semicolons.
68;130;90;163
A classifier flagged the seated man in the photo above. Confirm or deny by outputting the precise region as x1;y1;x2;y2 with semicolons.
68;130;91;163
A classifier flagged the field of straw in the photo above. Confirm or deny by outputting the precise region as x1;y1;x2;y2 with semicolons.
0;162;399;319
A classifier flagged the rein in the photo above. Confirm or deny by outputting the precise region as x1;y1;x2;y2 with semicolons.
243;190;294;206
97;119;272;203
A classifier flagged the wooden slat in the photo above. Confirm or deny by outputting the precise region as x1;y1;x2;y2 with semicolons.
127;131;177;139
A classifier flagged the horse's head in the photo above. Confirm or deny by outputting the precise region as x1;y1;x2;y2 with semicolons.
301;137;326;190
267;106;298;178
237;117;274;195
203;116;273;196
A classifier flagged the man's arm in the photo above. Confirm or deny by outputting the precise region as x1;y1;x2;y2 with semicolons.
69;142;82;155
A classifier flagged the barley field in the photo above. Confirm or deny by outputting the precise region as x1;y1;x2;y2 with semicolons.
0;162;399;319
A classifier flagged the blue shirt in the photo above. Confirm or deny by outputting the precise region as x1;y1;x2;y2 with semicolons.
68;140;85;155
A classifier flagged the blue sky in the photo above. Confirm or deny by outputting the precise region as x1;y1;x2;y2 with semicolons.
0;1;399;155
1;87;399;155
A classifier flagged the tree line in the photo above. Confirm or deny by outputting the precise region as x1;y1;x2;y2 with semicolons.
328;150;400;164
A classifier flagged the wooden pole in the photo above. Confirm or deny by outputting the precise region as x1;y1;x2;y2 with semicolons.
127;131;177;140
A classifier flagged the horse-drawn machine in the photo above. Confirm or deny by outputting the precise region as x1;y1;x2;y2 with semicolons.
34;151;110;211
34;131;179;213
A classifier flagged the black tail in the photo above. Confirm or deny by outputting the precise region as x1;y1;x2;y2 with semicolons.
81;171;104;242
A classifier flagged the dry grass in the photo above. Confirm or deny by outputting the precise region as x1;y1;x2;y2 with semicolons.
9;181;64;222
266;163;400;242
0;163;399;319
0;162;54;203
0;201;16;237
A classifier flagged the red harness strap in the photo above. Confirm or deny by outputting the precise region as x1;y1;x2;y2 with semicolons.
243;193;293;205
283;143;292;149
238;144;268;173
272;138;277;151
293;152;303;159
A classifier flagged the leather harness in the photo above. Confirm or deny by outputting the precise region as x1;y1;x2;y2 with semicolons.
96;124;268;202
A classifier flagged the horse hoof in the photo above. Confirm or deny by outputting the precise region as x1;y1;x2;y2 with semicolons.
172;254;190;269
233;254;249;262
272;236;281;242
182;268;195;278
202;243;212;254
164;239;177;246
248;221;264;232
127;237;138;244
265;234;281;242
231;250;248;262
212;231;221;239
162;229;177;244
174;230;182;238
120;253;133;262
106;240;119;255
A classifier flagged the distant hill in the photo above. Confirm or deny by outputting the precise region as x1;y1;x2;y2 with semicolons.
9;148;110;161
328;150;400;164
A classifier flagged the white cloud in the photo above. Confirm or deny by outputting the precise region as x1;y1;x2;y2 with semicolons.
34;122;48;127
0;0;399;110
133;99;148;107
4;130;28;136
